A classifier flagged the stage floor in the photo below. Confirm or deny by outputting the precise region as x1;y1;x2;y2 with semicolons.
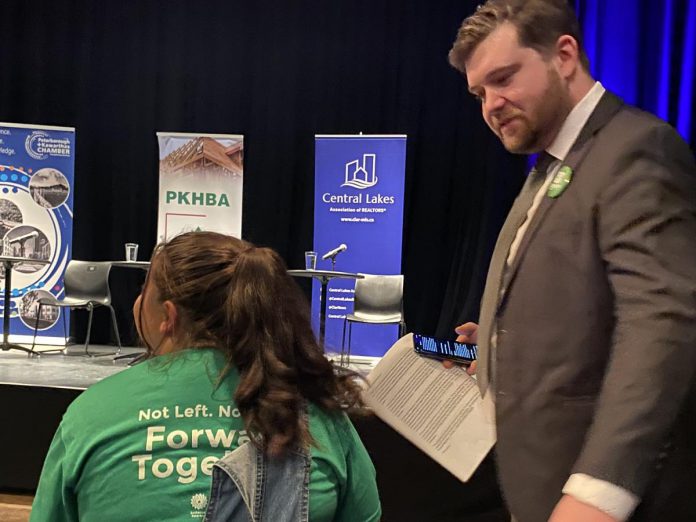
0;346;376;391
0;345;145;390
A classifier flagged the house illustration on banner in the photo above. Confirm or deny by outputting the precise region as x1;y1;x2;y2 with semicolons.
342;154;378;189
161;137;243;180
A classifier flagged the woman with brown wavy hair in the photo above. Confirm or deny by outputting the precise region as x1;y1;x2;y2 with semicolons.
31;231;381;522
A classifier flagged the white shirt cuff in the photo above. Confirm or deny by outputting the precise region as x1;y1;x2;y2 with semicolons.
563;473;640;521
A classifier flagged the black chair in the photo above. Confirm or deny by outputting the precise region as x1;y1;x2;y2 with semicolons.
340;273;405;366
30;261;122;356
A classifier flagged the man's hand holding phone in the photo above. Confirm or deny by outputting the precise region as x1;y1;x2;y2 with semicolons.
414;333;477;365
443;322;479;374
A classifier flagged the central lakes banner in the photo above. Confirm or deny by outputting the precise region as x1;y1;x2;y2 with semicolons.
157;133;243;242
313;135;406;358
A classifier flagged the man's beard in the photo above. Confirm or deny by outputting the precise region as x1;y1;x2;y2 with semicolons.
499;68;571;154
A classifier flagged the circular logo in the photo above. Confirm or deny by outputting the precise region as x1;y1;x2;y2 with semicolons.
190;493;208;510
25;131;49;161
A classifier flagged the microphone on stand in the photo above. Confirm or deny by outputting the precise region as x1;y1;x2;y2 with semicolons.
321;243;347;260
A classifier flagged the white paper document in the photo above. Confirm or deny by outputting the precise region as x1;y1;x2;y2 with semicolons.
362;334;496;482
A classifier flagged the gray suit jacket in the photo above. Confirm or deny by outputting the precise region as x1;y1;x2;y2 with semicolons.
481;92;696;522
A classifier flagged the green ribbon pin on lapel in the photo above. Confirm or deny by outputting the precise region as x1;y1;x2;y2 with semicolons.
547;165;573;198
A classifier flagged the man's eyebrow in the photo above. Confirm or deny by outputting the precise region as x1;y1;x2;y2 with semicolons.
468;63;520;94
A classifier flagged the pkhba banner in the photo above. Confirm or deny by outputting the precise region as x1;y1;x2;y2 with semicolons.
157;132;243;242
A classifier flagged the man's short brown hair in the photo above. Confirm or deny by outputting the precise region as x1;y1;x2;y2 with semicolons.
448;0;590;73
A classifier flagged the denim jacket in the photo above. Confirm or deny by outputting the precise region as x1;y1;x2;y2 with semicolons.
204;440;311;522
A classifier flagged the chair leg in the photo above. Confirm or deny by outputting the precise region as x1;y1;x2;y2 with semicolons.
30;303;42;355
109;305;122;353
84;304;94;356
62;307;68;351
340;318;348;367
346;322;353;366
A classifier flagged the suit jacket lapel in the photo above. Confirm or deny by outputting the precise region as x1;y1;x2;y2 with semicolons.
497;92;624;308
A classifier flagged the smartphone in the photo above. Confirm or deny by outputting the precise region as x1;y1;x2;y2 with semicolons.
413;333;477;365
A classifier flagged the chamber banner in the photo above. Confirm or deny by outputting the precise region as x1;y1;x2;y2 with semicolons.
156;133;244;242
0;122;75;345
313;135;406;358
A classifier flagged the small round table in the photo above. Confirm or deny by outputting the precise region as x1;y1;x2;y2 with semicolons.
109;261;150;270
287;269;363;345
108;260;150;362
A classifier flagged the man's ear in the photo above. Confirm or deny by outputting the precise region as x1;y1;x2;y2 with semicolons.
554;34;581;78
159;300;179;336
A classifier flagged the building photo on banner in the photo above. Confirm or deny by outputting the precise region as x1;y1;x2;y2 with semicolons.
0;122;74;347
156;132;244;242
313;135;406;360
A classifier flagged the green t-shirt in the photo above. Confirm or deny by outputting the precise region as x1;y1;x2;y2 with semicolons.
31;349;381;522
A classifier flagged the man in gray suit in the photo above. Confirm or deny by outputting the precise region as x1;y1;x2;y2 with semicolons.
446;1;696;521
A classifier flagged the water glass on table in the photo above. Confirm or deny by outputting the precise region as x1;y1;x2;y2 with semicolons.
305;251;317;270
125;243;139;262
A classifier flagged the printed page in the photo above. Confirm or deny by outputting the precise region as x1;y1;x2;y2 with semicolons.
362;334;496;482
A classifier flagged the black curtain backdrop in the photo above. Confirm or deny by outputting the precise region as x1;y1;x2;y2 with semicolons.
8;0;694;348
0;0;527;345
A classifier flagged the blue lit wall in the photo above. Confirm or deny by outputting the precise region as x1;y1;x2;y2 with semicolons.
575;0;696;148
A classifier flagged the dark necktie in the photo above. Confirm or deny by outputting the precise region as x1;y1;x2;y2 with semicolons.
475;151;555;394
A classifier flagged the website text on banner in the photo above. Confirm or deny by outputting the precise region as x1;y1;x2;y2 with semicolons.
156;133;244;242
0;122;75;346
313;135;406;358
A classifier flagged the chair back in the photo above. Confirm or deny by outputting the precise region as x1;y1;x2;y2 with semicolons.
352;274;404;322
63;261;114;305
